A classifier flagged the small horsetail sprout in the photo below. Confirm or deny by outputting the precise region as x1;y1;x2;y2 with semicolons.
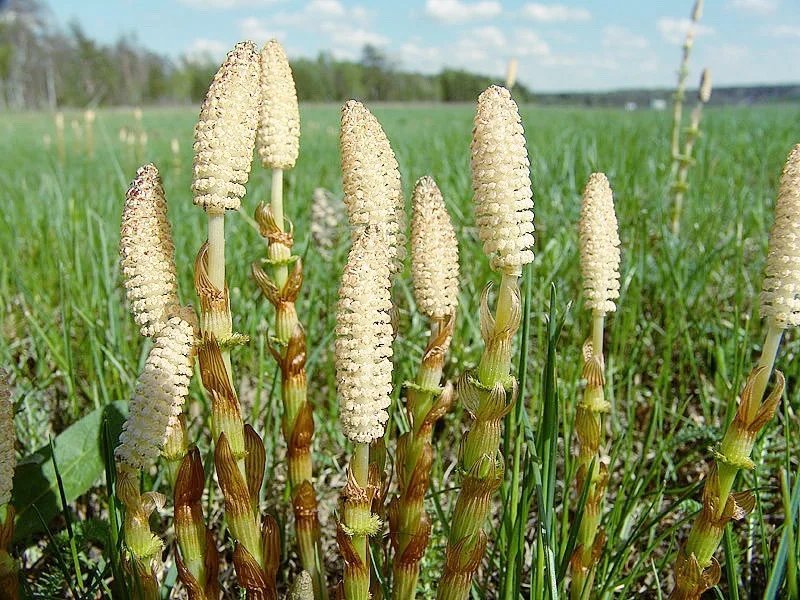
670;144;800;599
120;164;179;338
390;176;459;599
251;37;327;599
570;173;620;600
0;371;18;600
84;109;95;157
505;57;518;90
340;100;406;274
336;228;394;600
290;571;315;600
438;85;533;600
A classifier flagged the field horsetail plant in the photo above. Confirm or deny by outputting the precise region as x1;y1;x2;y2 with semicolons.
389;176;459;599
569;173;621;600
250;39;328;600
190;41;285;599
337;98;406;599
335;228;395;600
437;85;534;600
670;144;800;599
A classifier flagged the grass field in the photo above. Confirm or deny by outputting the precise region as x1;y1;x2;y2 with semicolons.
1;101;799;598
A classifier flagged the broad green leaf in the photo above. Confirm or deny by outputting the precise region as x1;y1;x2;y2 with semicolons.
11;401;127;540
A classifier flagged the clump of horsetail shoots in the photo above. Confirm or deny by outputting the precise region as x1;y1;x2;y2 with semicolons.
0;371;18;600
438;85;534;600
192;40;259;381
174;447;221;600
569;173;621;600
670;144;800;599
671;68;712;234
389;176;459;599
335;227;394;600
310;188;344;257
340;99;406;273
251;38;327;600
115;307;198;599
669;0;704;181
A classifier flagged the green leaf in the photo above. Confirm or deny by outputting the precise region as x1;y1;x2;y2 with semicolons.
11;401;127;540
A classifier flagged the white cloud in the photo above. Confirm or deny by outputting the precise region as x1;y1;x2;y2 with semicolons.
308;0;346;17
239;17;285;41
765;24;800;38
424;0;502;24
521;3;591;22
398;42;443;73
657;17;714;45
178;0;282;8
603;25;648;50
730;0;778;15
514;29;551;57
184;38;229;63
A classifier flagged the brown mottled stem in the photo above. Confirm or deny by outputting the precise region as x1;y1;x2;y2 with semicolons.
253;202;328;599
174;448;220;600
390;318;454;599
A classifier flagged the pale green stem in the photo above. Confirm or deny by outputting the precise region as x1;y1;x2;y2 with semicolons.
353;442;370;579
592;311;605;358
715;321;783;518
207;212;233;380
271;169;289;288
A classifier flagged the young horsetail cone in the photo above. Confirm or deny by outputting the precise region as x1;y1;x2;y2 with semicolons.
115;308;198;471
257;39;300;171
670;144;800;599
120;164;179;338
390;175;459;599
438;85;533;600
0;372;18;600
340;100;406;273
335;228;394;600
570;173;620;600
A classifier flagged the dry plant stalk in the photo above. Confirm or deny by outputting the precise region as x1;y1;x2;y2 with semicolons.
389;176;459;599
671;68;712;235
0;371;18;600
669;0;704;176
84;109;95;157
335;228;394;600
569;173;621;600
252;39;327;600
438;85;534;600
54;111;65;163
670;144;800;599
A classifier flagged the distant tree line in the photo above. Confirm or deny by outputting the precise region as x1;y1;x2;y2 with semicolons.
2;0;796;110
0;0;535;109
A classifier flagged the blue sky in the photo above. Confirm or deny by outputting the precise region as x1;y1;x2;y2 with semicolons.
45;0;800;92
